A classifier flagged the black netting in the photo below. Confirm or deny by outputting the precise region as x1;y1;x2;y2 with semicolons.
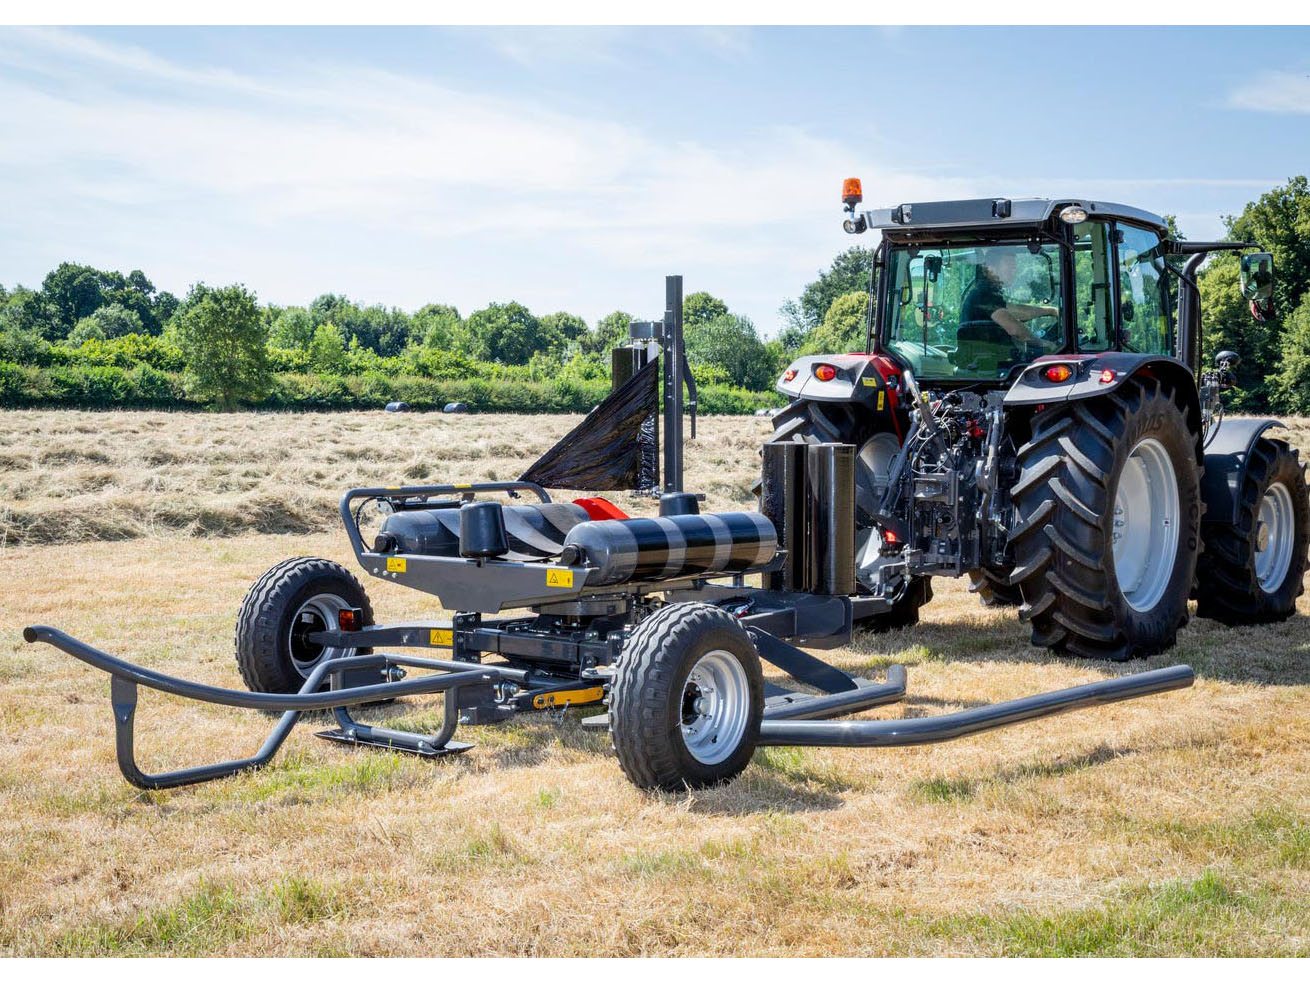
520;358;659;492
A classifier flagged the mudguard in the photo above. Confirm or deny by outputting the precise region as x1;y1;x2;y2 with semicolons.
775;354;889;406
1200;417;1285;525
1003;353;1194;407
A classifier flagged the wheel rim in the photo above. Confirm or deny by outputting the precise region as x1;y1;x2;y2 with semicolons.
288;592;353;678
679;649;751;766
1255;481;1296;593
1111;437;1180;613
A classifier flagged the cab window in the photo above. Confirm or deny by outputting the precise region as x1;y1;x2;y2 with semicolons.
1073;221;1115;352
1116;224;1173;356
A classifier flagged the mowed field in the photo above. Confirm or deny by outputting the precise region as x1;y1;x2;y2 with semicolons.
0;409;1307;956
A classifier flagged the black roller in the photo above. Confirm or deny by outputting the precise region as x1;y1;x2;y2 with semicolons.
380;502;589;561
459;502;508;558
659;492;701;517
561;512;776;586
806;443;856;596
760;441;807;592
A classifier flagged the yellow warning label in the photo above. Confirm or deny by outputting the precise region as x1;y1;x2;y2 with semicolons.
877;391;886;410
429;628;453;647
861;377;876;387
532;686;605;709
546;568;574;588
386;557;407;573
453;483;472;490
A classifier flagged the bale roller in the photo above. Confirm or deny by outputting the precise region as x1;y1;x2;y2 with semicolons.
559;512;777;586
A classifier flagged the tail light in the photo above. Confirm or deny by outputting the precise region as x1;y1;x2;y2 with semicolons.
1099;369;1117;384
814;364;837;382
338;608;363;632
782;368;798;382
1043;364;1073;383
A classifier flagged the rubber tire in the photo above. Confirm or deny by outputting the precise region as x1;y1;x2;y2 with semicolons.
968;567;1023;607
234;557;374;693
769;398;931;629
1195;438;1308;624
1010;376;1202;660
609;603;763;792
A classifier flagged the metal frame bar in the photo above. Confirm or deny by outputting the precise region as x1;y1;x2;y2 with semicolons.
24;625;526;790
758;665;1194;746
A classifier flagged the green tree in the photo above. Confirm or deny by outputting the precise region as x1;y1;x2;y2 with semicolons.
577;310;632;358
0;286;58;338
414;304;464;351
685;314;776;390
782;247;875;333
172;283;271;408
69;303;144;344
308;322;347;374
1271;295;1310;415
269;307;316;349
801;291;868;355
683;291;729;327
539;311;588;346
463;302;552;364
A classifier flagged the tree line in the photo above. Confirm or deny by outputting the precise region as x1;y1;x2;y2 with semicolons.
1;176;1306;414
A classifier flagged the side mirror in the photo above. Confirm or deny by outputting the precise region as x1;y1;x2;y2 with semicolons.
1240;252;1274;302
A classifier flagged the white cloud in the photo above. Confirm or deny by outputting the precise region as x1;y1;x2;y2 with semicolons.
1228;70;1310;114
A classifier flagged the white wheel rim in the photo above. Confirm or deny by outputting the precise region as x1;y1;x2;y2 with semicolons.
1255;481;1295;593
679;649;751;765
288;592;353;678
1111;438;1180;613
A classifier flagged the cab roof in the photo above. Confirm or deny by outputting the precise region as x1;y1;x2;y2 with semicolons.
861;197;1169;235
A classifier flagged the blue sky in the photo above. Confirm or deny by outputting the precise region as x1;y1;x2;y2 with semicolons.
1;25;1308;335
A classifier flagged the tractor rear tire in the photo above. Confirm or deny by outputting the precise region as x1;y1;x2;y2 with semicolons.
967;567;1023;607
1010;376;1202;660
609;603;763;791
1195;438;1308;624
235;557;374;694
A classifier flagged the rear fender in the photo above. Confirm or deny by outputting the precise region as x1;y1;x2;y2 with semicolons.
776;354;890;406
1004;353;1202;454
1200;418;1285;525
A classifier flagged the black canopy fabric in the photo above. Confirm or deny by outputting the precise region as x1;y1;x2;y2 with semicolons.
520;358;659;492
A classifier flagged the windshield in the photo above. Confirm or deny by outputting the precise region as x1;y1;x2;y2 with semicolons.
882;241;1064;381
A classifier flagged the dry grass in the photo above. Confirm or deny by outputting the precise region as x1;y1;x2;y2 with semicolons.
0;410;1307;956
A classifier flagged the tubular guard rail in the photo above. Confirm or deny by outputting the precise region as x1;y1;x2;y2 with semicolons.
25;625;1193;792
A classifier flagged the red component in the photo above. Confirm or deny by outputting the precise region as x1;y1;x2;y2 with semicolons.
968;421;985;439
866;354;902;385
1043;364;1073;383
1099;369;1117;384
782;368;798;382
572;497;630;521
813;364;838;382
337;608;362;632
881;527;899;545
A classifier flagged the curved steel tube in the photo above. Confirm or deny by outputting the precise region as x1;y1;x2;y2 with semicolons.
339;481;550;555
24;625;526;711
757;665;1194;747
763;664;907;720
24;624;528;790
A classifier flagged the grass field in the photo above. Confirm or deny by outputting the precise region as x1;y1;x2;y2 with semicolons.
0;409;1307;956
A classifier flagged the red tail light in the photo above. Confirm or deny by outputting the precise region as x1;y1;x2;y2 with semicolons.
782;368;798;382
1043;364;1073;383
1099;369;1117;384
814;364;837;382
338;608;362;632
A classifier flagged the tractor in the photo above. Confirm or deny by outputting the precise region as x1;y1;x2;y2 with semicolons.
770;184;1309;659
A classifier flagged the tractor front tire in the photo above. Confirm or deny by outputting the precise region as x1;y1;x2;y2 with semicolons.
234;557;374;693
967;567;1023;607
1010;376;1202;660
1196;438;1308;624
609;603;763;792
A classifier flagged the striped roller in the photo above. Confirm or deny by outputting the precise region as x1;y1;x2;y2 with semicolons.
561;511;777;586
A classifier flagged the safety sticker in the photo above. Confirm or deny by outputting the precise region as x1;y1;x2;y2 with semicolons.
546;569;574;588
429;628;453;647
386;557;407;573
877;391;885;410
